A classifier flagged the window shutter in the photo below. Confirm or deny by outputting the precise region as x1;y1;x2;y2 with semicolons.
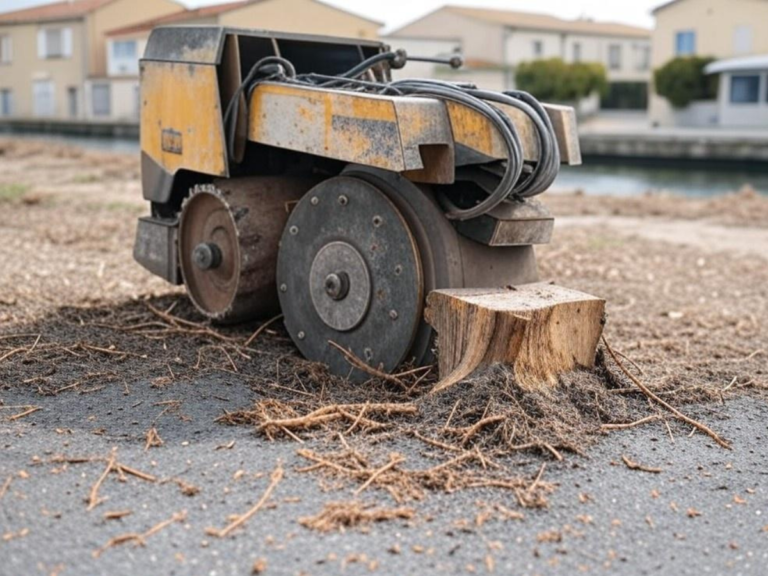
37;29;46;58
62;28;73;58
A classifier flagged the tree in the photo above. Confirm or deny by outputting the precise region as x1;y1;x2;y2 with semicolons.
515;59;608;102
654;56;719;108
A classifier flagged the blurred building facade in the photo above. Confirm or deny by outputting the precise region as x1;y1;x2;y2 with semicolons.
0;0;382;124
0;0;181;121
384;6;651;112
650;0;768;127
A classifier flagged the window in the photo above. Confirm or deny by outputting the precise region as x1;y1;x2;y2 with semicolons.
0;35;11;64
573;42;582;62
92;83;111;117
730;74;760;103
68;87;78;118
733;25;753;55
38;27;73;59
112;40;137;59
45;29;62;57
675;31;696;56
0;90;12;117
635;45;651;71
109;40;139;75
608;44;622;70
33;80;55;117
532;40;543;58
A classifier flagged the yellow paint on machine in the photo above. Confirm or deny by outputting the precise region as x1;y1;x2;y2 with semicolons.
447;100;541;162
140;61;229;178
248;83;406;172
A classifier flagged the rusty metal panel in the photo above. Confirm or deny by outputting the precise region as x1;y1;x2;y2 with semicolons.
144;27;225;65
249;83;404;171
394;98;455;184
140;61;228;179
447;100;579;165
247;82;578;178
543;104;582;166
249;83;457;176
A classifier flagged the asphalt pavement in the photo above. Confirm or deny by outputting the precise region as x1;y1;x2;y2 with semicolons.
1;375;767;576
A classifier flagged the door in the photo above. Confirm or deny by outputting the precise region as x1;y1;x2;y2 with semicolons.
68;87;78;118
33;80;55;117
0;90;11;117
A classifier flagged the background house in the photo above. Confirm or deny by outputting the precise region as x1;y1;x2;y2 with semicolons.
384;6;651;112
95;0;382;122
0;0;382;124
704;55;768;127
650;0;768;127
0;0;181;121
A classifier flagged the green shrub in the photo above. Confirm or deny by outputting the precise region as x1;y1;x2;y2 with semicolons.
515;58;608;102
654;56;719;108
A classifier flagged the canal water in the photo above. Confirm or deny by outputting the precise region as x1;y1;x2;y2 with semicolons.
555;161;768;197
5;133;768;197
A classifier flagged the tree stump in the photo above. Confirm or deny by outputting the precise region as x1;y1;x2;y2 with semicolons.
424;284;605;393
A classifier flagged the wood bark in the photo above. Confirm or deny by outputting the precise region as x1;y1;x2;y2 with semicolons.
424;284;605;393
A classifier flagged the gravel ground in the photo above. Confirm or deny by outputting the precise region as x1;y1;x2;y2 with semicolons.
1;138;767;575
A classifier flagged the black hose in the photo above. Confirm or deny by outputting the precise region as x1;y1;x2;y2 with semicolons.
223;56;297;160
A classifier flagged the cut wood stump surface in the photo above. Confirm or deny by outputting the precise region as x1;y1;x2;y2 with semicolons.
424;284;605;393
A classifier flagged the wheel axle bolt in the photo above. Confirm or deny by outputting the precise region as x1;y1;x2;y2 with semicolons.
364;348;373;361
394;265;403;276
289;225;299;235
372;215;383;227
297;331;305;340
279;283;287;293
338;195;348;206
192;242;222;271
389;310;398;320
310;196;319;205
324;272;350;301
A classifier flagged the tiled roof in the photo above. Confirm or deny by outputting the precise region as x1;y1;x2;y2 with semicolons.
107;0;252;36
0;0;114;24
446;6;650;38
390;5;650;39
107;0;383;37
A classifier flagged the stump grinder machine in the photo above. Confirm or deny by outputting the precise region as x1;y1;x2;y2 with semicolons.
134;27;582;380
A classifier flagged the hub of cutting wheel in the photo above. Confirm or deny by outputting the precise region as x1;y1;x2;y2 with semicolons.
276;176;424;378
193;242;223;271
309;242;371;332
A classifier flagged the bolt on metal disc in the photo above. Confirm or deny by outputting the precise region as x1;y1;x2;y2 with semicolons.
276;176;423;379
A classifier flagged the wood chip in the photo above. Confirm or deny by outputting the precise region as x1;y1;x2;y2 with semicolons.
621;455;662;474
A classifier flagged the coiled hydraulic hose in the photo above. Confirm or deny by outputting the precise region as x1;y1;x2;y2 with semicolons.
223;50;561;220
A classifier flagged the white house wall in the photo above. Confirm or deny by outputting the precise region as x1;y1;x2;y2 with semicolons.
388;11;505;64
505;32;651;82
717;71;768;127
84;77;139;121
505;30;563;63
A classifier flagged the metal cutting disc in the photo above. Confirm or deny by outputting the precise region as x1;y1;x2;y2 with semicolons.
276;176;424;378
179;188;243;320
178;177;311;323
